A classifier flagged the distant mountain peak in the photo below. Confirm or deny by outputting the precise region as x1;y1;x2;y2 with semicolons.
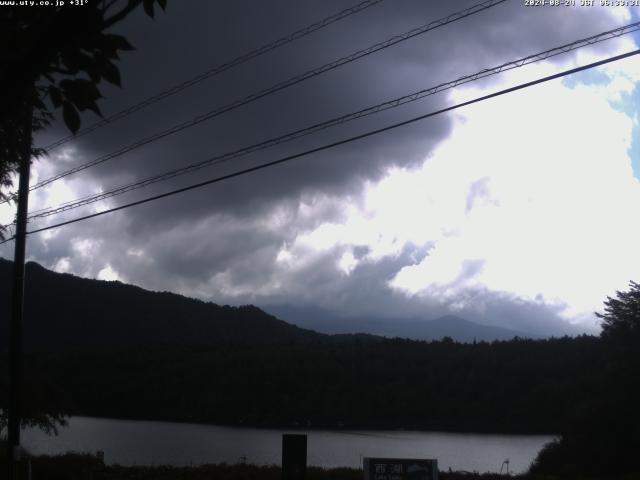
265;305;544;342
430;315;470;325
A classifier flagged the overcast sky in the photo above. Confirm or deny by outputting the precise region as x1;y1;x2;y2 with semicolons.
2;0;640;336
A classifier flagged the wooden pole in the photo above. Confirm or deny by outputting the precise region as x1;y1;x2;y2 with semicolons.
7;102;32;480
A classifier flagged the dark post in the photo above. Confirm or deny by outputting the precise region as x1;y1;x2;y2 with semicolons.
282;434;307;480
7;104;32;480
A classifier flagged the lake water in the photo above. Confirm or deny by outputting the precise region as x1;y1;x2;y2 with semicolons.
22;416;555;474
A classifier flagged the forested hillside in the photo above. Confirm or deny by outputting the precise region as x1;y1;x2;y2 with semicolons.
4;335;601;434
4;258;640;478
0;258;605;434
0;259;322;349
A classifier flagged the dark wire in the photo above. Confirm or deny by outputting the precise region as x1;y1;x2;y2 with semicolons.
42;0;387;151
28;0;507;192
21;49;640;237
26;20;640;220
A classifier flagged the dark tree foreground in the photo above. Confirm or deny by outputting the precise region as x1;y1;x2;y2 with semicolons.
531;281;640;478
0;0;167;233
0;1;168;475
4;262;640;478
597;280;640;341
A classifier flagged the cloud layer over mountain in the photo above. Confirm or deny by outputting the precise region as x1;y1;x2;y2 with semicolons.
2;0;639;336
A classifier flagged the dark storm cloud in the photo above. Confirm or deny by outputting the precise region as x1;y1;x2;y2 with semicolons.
4;0;629;335
32;0;627;228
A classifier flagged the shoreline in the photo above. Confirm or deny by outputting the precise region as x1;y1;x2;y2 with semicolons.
20;418;554;474
55;413;561;437
0;448;543;479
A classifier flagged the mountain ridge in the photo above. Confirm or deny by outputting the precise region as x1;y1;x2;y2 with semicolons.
0;258;323;350
264;304;544;342
1;258;543;349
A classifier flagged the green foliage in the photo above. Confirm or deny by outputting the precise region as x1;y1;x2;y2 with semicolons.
531;281;640;478
0;351;69;439
0;449;621;480
0;0;168;236
0;410;67;440
0;0;167;130
596;281;640;342
0;335;604;435
0;444;105;479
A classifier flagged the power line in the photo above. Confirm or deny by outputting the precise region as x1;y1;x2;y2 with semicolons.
26;21;640;221
41;0;387;151
17;48;640;238
0;235;16;245
27;0;507;192
1;47;635;244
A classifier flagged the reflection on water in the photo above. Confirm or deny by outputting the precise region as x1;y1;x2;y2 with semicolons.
22;416;555;474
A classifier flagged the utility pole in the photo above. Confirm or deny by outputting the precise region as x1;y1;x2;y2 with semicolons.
7;103;32;480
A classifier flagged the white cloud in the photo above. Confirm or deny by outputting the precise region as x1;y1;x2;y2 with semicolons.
267;42;640;327
3;4;637;335
71;238;100;258
338;250;358;275
54;257;71;273
388;51;640;323
97;264;122;282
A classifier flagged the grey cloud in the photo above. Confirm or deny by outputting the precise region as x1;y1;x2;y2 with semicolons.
3;0;625;336
466;176;491;212
33;0;626;227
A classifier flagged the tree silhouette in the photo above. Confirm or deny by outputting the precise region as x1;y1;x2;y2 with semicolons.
0;0;168;435
596;280;640;342
0;0;167;224
531;281;640;478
